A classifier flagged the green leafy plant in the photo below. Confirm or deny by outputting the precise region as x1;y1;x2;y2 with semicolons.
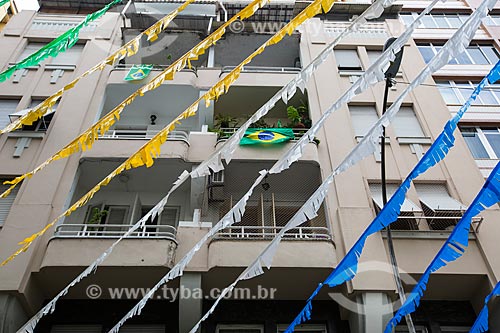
87;208;108;225
287;100;311;128
214;114;238;129
249;118;269;128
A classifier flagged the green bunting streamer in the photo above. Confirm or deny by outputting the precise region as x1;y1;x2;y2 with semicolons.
0;0;10;8
0;0;122;82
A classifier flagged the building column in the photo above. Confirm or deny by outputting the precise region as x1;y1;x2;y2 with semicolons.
198;90;214;130
179;273;202;333
348;292;393;333
0;293;28;333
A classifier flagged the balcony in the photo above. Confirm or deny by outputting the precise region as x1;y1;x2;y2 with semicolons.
54;223;177;241
42;159;195;268
214;226;331;241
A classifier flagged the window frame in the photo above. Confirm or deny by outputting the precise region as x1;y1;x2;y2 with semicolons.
417;42;500;65
437;80;500;105
461;126;500;159
216;324;264;333
276;324;327;333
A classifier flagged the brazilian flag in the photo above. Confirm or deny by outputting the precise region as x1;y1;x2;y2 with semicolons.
124;65;153;81
240;128;295;145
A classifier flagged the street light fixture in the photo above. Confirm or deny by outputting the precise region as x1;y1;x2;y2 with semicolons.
381;37;416;333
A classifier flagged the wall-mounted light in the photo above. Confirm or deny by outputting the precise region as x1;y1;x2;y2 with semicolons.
262;176;270;191
150;114;157;125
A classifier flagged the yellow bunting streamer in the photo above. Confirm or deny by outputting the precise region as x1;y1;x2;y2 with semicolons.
0;0;270;198
0;0;335;267
0;0;194;134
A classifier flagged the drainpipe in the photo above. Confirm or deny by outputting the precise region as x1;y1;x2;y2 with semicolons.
217;0;228;22
120;0;132;28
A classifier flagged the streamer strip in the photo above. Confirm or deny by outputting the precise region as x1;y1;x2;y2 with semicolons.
189;3;500;331
0;0;272;198
0;0;10;8
470;281;500;333
0;0;338;266
283;0;498;330
0;0;123;82
0;0;195;135
113;0;451;331
13;0;394;331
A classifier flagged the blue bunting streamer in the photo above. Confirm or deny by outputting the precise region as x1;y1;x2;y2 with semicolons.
470;282;500;333
385;161;500;332
284;60;500;333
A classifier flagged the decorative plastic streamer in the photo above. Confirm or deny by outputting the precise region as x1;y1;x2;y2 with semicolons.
12;0;395;331
0;0;123;83
283;0;498;330
190;8;500;333
470;281;500;333
0;0;269;198
114;0;455;330
0;0;10;8
0;0;195;134
386;165;500;327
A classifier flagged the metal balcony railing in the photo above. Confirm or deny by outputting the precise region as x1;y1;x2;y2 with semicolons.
113;64;198;76
217;127;311;142
220;66;302;75
101;129;189;143
389;214;483;232
54;223;177;242
214;226;332;241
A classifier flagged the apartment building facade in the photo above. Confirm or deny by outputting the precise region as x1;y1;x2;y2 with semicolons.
0;0;499;332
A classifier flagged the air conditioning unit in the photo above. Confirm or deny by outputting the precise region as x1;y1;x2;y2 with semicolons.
208;170;225;185
208;170;225;202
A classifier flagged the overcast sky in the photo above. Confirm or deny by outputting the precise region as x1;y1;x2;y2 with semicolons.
16;0;40;11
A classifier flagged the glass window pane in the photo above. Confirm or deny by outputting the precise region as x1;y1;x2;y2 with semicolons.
434;15;449;28
478;87;498;104
447;15;462;28
461;128;489;158
418;45;435;63
455;83;473;103
400;14;414;26
484;129;500;157
367;50;383;65
467;47;489;65
392;106;425;137
437;81;461;104
481;46;500;64
454;49;473;64
421;15;437;28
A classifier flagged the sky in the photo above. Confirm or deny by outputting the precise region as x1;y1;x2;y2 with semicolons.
15;0;40;11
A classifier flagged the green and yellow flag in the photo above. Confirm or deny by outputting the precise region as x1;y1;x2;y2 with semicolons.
124;65;153;81
240;128;295;145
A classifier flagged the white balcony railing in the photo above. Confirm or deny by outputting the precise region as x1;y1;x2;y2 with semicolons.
101;129;189;143
214;226;332;241
220;66;301;75
54;223;177;242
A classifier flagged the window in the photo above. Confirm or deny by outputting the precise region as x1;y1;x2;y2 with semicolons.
85;204;129;225
0;99;19;129
415;184;466;230
17;43;44;63
369;183;423;230
417;43;499;65
461;126;500;159
367;50;383;66
51;44;84;67
349;105;379;137
141;206;179;227
483;15;500;26
119;325;166;333
216;325;264;333
392;106;425;138
277;324;327;333
0;179;19;227
9;99;58;132
437;80;500;105
400;12;469;29
334;49;362;71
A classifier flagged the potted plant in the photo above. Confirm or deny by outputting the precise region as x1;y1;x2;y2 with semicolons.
214;114;238;129
287;101;311;128
87;207;108;232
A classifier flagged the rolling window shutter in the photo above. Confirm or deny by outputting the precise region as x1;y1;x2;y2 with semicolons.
0;182;18;226
349;105;379;137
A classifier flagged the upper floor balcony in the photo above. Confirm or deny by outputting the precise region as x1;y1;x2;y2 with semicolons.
41;158;192;269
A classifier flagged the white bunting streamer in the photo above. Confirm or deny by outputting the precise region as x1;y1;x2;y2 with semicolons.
187;0;497;330
114;0;449;330
17;0;407;330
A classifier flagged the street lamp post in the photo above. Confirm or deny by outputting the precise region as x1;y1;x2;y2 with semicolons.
381;37;416;333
